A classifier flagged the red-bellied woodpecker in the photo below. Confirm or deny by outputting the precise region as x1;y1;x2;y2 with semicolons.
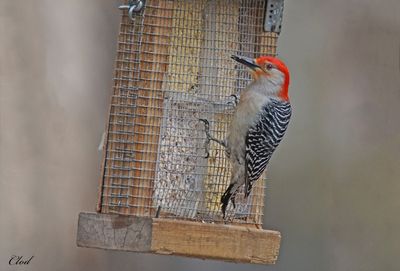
201;55;291;218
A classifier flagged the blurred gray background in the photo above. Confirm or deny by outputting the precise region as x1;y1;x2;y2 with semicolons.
1;0;400;270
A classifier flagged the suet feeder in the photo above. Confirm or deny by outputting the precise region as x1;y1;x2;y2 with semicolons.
77;0;284;264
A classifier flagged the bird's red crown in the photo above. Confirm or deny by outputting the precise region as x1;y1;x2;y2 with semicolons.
255;56;290;101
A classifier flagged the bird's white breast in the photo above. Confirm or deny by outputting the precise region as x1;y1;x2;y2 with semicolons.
227;82;271;159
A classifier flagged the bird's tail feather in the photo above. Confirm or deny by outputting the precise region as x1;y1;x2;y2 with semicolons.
221;183;238;218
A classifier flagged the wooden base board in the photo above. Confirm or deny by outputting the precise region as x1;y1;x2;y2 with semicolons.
77;212;281;264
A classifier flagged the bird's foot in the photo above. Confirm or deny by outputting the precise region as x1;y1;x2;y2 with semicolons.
227;94;239;107
199;118;227;159
199;118;211;158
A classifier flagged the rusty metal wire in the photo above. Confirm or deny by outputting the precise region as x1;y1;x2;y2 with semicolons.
99;0;278;226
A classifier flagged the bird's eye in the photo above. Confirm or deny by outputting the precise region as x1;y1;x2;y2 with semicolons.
266;63;273;70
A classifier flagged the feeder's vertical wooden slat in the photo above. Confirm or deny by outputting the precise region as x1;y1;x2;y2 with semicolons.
124;13;145;216
154;0;207;218
124;12;145;216
129;0;173;216
195;0;219;215
98;11;138;215
203;0;240;214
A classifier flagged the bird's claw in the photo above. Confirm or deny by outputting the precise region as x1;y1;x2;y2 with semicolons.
199;118;211;158
199;118;227;158
199;118;210;134
228;94;239;107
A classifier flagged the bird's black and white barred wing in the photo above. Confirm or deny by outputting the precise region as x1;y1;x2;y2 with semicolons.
244;100;291;197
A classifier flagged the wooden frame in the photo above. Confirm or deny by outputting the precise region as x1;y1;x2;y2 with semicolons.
77;212;281;264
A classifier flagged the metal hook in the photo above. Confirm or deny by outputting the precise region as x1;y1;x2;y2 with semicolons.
119;0;145;20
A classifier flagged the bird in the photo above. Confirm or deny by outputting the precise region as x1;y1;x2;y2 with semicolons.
218;55;292;217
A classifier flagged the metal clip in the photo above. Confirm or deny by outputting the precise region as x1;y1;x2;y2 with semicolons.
264;0;284;33
119;0;145;20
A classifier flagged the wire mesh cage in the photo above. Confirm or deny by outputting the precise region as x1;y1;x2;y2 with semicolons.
97;0;278;228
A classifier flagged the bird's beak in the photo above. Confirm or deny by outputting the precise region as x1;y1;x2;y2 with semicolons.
231;55;260;70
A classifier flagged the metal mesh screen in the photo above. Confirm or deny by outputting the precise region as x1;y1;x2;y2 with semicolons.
98;0;278;226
